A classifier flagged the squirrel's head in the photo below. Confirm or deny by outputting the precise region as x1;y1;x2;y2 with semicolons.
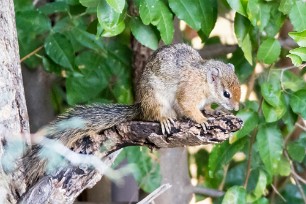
205;60;241;111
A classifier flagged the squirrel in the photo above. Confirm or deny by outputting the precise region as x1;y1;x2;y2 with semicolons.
137;43;241;134
22;43;241;190
55;43;241;141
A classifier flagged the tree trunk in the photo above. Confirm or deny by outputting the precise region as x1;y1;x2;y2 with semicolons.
0;0;30;202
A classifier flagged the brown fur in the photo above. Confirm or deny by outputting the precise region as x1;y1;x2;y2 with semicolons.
137;44;241;133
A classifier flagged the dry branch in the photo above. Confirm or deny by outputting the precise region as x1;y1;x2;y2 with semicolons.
19;111;243;203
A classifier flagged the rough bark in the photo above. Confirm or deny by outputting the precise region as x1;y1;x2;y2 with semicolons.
0;0;30;202
19;111;242;203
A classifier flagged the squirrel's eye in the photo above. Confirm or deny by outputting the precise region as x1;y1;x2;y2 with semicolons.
223;91;231;98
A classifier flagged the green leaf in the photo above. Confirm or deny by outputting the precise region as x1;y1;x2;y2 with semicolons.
234;13;251;45
279;0;294;15
289;1;306;32
97;0;126;36
247;0;271;31
139;0;160;25
278;156;291;176
209;139;247;178
80;0;98;7
101;21;125;37
260;82;281;107
226;0;247;16
282;71;306;92
247;170;267;203
106;0;125;13
289;30;306;47
71;27;106;52
138;0;174;44
199;0;217;38
130;17;159;50
44;33;74;69
155;2;174;44
66;51;108;104
287;134;306;162
42;56;61;74
256;124;283;175
234;13;252;64
287;54;302;66
222;186;247;204
262;100;287;123
231;110;258;142
241;34;253;65
289;90;306;119
14;0;33;12
257;38;281;64
38;2;68;15
265;5;286;37
289;47;306;61
125;147;161;193
254;197;269;204
16;10;51;35
168;0;201;30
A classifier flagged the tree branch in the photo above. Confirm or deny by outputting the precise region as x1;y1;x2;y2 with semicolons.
19;111;242;203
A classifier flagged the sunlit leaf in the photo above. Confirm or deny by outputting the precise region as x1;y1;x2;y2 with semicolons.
80;0;98;7
247;170;267;203
247;0;271;31
222;186;247;204
289;30;306;47
257;38;281;64
287;54;302;66
289;1;306;32
226;0;247;16
289;47;306;61
106;0;125;13
278;156;291;176
231;110;258;143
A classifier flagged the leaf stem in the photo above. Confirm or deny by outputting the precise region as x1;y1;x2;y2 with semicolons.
20;45;43;62
243;128;257;188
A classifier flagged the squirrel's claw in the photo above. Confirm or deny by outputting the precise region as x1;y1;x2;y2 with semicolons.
160;118;174;135
201;122;209;134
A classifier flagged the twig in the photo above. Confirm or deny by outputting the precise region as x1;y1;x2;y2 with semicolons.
243;129;257;188
244;97;263;188
284;151;306;203
137;184;172;204
296;123;306;132
218;164;229;191
271;184;286;202
199;44;238;59
192;186;224;197
20;45;43;62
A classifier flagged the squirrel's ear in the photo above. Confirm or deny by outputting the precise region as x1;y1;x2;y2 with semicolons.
208;67;220;82
227;63;235;71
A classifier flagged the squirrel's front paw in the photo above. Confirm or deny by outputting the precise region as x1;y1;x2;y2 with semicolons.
160;118;176;135
200;122;209;133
